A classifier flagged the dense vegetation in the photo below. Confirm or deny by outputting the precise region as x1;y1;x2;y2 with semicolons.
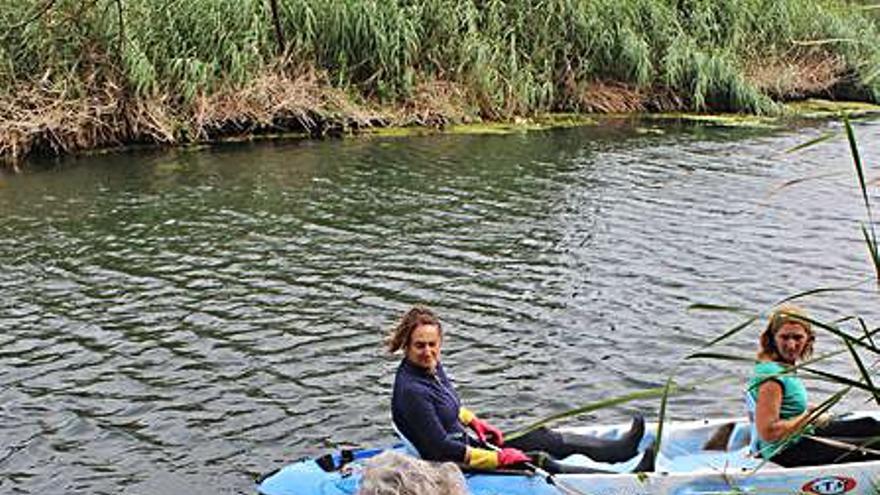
2;0;880;164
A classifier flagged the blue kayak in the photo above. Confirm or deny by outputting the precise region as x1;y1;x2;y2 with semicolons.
256;445;561;495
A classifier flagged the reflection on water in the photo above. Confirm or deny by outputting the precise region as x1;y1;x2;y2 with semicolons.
2;119;879;494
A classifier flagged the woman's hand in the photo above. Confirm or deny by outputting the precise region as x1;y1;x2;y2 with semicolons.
470;417;504;446
460;407;504;445
814;412;833;428
805;406;833;429
465;446;528;469
496;448;531;467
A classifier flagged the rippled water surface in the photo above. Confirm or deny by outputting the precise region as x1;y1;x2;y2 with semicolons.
2;118;880;494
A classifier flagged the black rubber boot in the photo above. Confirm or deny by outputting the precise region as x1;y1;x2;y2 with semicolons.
529;452;614;474
557;414;645;463
631;443;655;473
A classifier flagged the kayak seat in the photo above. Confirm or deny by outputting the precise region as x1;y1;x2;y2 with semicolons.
744;390;760;456
391;422;422;458
653;419;770;473
726;422;752;451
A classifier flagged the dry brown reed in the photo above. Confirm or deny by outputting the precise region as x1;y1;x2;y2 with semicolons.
0;65;401;167
187;66;345;139
394;79;474;127
0;48;858;171
570;81;689;114
0;79;125;167
577;81;648;113
0;65;498;169
744;50;847;100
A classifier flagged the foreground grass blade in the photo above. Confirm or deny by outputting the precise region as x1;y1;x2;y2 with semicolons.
507;372;746;442
702;316;759;348
844;338;880;407
768;172;844;196
506;381;694;441
845;116;871;219
653;373;676;460
784;131;839;154
863;65;880;85
844;115;879;283
861;224;880;283
686;352;754;362
801;387;848;430
858;318;876;348
774;284;865;305
750;388;849;472
694;337;878;381
687;303;751;313
802;316;880;355
801;367;878;393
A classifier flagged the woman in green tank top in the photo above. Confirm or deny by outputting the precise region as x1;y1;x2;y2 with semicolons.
750;305;880;467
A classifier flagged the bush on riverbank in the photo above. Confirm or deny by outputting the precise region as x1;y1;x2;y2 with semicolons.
2;0;880;165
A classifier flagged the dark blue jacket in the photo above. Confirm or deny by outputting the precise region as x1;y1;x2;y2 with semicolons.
391;359;468;462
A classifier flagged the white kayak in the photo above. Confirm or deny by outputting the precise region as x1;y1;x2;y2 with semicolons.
557;412;879;495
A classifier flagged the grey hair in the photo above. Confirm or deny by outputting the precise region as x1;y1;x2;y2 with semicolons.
357;451;467;495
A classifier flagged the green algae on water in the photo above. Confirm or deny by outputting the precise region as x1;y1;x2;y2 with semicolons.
644;113;781;129
785;99;880;119
364;114;597;138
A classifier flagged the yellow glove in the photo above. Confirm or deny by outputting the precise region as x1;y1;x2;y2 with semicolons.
467;447;531;469
459;407;476;424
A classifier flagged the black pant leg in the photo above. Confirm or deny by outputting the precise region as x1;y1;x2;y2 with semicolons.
506;426;640;462
772;436;880;467
816;417;880;439
505;428;567;457
505;429;620;474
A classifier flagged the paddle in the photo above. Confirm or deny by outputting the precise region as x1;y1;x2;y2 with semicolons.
480;440;592;495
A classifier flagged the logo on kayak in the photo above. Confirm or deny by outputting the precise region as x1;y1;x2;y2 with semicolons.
802;476;856;495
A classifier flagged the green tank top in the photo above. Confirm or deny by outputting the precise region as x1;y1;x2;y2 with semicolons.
747;361;810;458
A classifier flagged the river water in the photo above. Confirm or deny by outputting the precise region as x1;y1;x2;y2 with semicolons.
1;118;879;494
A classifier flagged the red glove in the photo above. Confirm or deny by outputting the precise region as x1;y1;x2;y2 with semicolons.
496;448;531;467
470;417;504;446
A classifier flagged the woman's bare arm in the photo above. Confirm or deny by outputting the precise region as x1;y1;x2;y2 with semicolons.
755;381;809;442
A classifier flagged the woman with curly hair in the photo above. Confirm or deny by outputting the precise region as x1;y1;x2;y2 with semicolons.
387;305;653;474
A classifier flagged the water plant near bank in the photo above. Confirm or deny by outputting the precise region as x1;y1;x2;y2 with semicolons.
2;0;880;165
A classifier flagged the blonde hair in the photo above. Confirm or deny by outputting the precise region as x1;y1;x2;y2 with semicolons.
758;304;815;362
385;306;442;354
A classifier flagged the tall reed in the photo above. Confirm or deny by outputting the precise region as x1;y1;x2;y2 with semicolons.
2;0;880;162
4;0;880;111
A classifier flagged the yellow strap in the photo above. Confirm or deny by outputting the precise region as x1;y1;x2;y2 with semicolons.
459;407;476;425
468;448;499;469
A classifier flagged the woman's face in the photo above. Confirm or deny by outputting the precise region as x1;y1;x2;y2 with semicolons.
405;324;442;372
774;321;810;364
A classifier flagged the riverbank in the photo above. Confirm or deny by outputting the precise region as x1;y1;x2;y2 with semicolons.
3;0;880;169
4;80;880;172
